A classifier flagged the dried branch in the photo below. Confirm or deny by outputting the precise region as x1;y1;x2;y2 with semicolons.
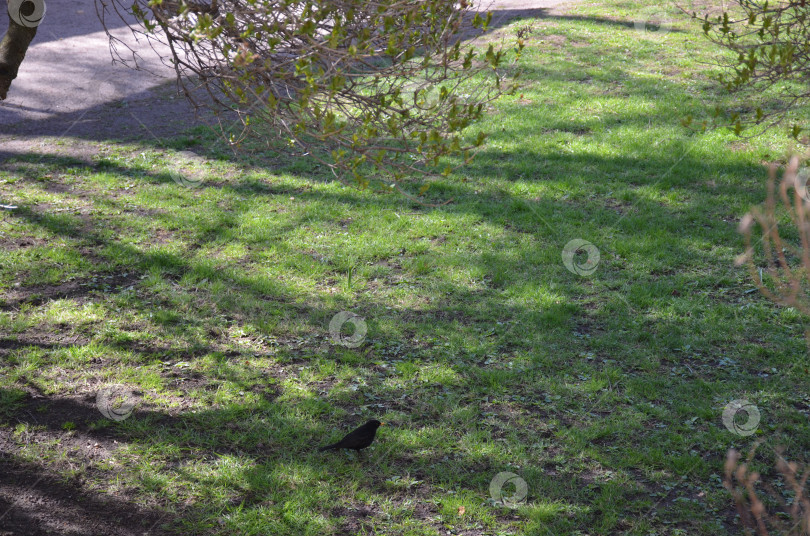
737;156;810;318
724;444;810;535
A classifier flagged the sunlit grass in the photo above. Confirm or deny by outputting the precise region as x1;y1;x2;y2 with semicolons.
0;1;808;535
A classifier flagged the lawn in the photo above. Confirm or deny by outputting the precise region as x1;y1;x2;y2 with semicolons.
1;1;809;535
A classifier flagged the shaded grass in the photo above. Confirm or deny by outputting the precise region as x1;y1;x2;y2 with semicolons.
1;1;809;535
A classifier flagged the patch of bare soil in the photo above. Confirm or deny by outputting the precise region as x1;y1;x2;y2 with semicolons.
0;393;177;535
0;271;143;310
0;456;177;536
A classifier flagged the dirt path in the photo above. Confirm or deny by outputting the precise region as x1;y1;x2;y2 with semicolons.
0;0;576;159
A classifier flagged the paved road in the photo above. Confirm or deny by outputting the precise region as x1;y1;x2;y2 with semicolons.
0;0;197;143
0;0;573;145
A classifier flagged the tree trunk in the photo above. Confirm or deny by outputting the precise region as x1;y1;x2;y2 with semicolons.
0;5;39;100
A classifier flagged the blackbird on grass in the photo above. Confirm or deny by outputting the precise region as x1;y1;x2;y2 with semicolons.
318;419;384;452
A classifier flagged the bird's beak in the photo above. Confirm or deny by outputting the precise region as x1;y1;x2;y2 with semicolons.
380;422;386;426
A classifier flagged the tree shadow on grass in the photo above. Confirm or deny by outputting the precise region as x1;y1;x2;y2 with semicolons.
0;7;784;533
0;132;767;343
0;455;178;535
476;7;685;34
0;148;670;529
0;384;624;535
0;387;179;535
0;142;768;533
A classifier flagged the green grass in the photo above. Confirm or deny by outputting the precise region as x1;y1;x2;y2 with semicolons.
1;1;809;534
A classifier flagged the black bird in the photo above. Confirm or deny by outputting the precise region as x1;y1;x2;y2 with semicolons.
318;419;384;452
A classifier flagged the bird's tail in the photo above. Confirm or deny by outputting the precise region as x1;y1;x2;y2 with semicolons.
318;443;338;452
